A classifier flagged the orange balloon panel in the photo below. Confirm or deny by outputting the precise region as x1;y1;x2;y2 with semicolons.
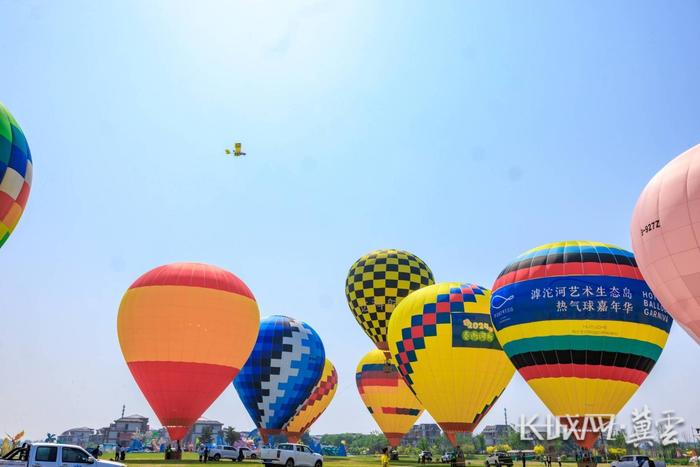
117;263;260;440
284;359;338;442
356;349;423;447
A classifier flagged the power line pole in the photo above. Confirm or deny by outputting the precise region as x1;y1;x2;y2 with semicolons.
121;405;125;418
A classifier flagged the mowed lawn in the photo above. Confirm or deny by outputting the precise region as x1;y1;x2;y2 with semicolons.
113;452;599;467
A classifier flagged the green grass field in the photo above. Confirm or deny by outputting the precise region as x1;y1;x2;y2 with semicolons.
112;452;601;467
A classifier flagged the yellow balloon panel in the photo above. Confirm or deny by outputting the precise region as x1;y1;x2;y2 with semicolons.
356;349;424;447
495;319;670;350
387;283;514;442
119;285;259;367
284;359;338;441
527;378;639;416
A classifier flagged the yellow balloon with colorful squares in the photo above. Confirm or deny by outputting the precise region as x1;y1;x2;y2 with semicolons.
387;282;515;446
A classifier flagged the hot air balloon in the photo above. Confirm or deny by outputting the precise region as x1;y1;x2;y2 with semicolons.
355;349;424;448
0;102;32;250
632;144;700;345
283;359;338;443
118;263;260;442
346;249;434;352
387;283;514;446
490;241;672;449
234;315;325;444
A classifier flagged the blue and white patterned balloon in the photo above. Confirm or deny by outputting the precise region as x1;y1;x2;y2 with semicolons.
233;315;325;443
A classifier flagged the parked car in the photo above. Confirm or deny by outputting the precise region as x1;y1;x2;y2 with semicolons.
418;451;433;462
260;443;323;467
485;452;513;467
0;443;125;467
208;445;240;461
611;455;666;467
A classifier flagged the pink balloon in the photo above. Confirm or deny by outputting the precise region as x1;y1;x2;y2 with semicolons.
631;144;700;345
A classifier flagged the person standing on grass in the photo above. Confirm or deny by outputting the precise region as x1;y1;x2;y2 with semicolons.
114;445;120;462
520;451;526;467
455;445;465;467
380;447;389;467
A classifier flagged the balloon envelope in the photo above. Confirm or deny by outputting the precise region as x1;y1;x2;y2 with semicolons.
234;315;325;443
632;144;700;344
346;249;434;351
491;241;672;448
355;349;423;448
0;102;32;250
118;263;260;440
387;282;514;446
284;359;338;443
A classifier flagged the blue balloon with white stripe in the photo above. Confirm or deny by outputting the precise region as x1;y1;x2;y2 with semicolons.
233;315;325;443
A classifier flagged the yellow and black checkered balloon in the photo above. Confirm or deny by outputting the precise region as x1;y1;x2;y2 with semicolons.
345;249;434;350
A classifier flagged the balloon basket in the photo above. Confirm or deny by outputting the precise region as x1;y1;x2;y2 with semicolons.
164;451;182;461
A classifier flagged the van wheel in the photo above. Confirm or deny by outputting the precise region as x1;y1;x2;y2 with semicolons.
214;454;221;461
315;462;323;467
251;455;257;460
286;459;295;467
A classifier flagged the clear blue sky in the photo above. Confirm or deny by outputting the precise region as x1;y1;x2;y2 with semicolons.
1;0;699;441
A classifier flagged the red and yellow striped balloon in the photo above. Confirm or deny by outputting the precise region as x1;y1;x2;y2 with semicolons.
284;359;338;443
356;349;424;447
118;263;260;441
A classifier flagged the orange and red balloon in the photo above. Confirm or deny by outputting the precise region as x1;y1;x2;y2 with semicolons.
118;262;260;441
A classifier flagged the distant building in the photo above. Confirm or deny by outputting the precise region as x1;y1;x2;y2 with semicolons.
184;418;224;448
401;424;443;446
105;414;150;447
89;428;109;447
480;425;514;446
57;427;95;447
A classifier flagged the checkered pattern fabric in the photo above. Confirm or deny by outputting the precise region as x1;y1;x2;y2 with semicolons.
300;365;337;409
234;315;325;431
346;249;434;348
393;284;487;387
0;103;32;249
